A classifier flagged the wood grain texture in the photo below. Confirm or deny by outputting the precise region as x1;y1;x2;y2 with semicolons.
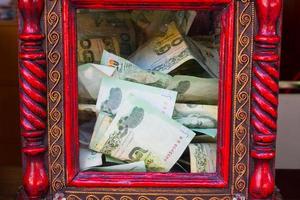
250;0;282;199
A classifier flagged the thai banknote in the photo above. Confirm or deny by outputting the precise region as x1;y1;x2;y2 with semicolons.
101;50;173;88
189;143;216;173
129;22;217;77
173;103;218;129
90;95;195;172
90;112;114;151
78;63;115;102
87;161;146;172
77;10;136;62
167;75;218;104
190;38;220;78
79;147;103;170
78;37;120;64
95;77;177;118
191;129;217;138
130;10;196;38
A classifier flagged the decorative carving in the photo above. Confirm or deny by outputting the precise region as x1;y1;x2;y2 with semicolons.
65;194;231;200
250;0;282;199
46;0;65;193
18;0;49;198
232;0;254;197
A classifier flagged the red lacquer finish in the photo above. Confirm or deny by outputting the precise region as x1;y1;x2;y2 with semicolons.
16;0;284;198
250;0;282;199
18;0;49;199
64;0;234;188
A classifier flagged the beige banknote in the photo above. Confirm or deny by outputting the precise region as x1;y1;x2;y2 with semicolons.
129;22;217;78
189;143;216;173
77;10;136;62
90;95;195;172
131;10;196;38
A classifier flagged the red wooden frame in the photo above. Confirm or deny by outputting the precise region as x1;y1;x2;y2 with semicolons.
17;0;283;199
64;0;233;188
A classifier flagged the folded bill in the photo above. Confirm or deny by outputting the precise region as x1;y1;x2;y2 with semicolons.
78;63;115;102
168;75;218;104
78;37;120;64
129;22;217;78
96;77;177;118
87;161;146;172
79;147;103;170
101;50;173;88
131;10;196;38
90;95;195;172
77;10;136;59
191;129;217;138
189;143;216;173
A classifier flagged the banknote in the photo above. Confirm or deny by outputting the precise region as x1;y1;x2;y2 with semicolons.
95;77;177;118
90;112;114;151
78;63;115;102
191;129;217;138
77;10;136;60
173;103;218;129
173;103;218;118
87;161;146;172
167;75;218;104
189;38;220;78
90;95;195;172
78;37;120;64
101;49;143;73
101;50;173;88
130;10;196;38
105;155;125;164
189;143;216;173
79;147;103;170
129;22;217;77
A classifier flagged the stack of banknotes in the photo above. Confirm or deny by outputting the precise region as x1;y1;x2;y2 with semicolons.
77;10;220;173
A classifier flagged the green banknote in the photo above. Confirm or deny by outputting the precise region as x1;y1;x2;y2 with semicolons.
173;103;218;129
167;75;218;104
90;95;195;172
95;77;177;118
79;147;103;170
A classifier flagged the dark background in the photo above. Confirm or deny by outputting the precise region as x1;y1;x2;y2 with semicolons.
0;0;299;199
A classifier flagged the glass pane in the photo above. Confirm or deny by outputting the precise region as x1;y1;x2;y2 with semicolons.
77;9;220;173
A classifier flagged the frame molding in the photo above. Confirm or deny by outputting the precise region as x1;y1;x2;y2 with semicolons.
17;0;282;199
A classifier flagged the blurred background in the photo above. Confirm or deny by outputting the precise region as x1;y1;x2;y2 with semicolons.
0;0;299;199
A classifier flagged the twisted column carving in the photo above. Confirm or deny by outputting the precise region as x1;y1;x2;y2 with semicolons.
18;0;49;198
250;0;282;199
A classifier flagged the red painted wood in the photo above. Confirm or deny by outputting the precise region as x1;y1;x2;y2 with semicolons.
71;0;232;9
18;0;49;199
250;0;282;199
63;0;234;188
